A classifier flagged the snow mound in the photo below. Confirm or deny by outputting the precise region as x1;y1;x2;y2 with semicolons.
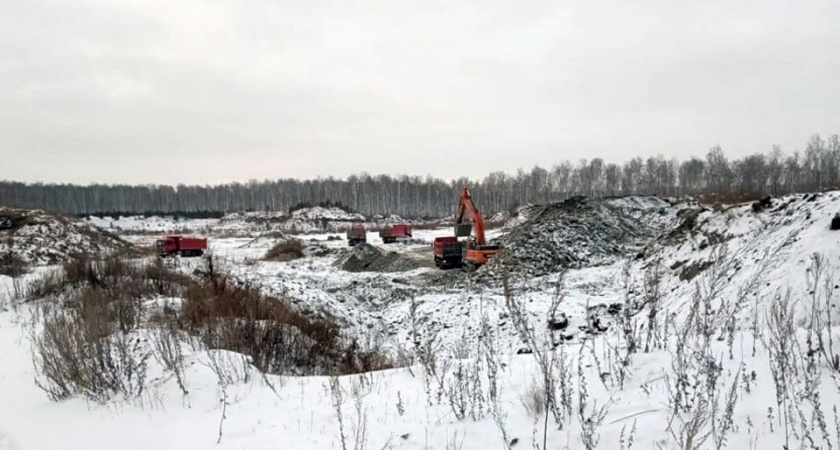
217;207;366;235
289;206;364;222
0;207;137;266
485;196;682;277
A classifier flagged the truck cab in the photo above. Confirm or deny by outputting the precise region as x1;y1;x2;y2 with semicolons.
346;224;367;246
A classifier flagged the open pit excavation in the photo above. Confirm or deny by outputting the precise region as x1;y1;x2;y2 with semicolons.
4;193;840;449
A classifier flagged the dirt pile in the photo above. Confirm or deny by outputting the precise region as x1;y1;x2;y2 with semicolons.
335;243;432;273
0;207;138;266
482;196;682;277
239;231;293;249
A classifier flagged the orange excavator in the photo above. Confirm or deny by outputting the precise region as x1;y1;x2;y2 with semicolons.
433;187;502;270
453;187;502;270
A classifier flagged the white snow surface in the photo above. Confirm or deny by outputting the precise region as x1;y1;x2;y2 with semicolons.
4;193;840;449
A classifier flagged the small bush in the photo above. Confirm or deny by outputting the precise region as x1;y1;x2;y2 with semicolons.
0;250;27;278
264;239;305;262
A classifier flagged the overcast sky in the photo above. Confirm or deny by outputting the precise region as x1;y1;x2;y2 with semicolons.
1;0;838;185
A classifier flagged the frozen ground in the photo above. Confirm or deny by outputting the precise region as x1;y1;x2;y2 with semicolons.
3;193;840;449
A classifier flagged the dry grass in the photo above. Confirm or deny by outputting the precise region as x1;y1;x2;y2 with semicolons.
0;250;27;277
520;377;547;417
29;252;393;403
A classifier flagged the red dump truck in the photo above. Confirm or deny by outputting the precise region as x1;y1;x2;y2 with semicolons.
379;223;412;244
433;236;464;269
346;223;367;246
155;235;208;257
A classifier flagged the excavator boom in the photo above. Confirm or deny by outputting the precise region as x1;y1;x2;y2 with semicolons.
456;187;487;245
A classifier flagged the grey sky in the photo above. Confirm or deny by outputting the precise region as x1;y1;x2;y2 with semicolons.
1;0;838;185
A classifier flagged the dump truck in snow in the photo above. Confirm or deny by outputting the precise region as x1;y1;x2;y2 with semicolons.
379;223;412;244
155;235;207;257
346;223;367;246
433;236;464;269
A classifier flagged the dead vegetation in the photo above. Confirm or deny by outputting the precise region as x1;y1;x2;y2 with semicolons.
0;249;27;278
28;252;393;404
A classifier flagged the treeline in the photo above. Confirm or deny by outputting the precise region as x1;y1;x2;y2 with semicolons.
2;134;838;218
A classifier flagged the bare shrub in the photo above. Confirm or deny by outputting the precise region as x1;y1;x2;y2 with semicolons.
264;239;305;262
0;250;27;278
330;376;370;450
150;327;190;400
445;358;487;421
183;256;393;376
31;299;151;404
503;271;573;449
577;341;609;450
28;251;394;406
663;248;751;450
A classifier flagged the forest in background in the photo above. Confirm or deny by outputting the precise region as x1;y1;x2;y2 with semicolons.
1;134;838;218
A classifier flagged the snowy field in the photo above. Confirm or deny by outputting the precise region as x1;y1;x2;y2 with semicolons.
4;193;840;449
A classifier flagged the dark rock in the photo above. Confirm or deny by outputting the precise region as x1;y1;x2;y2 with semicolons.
751;195;773;212
547;313;569;330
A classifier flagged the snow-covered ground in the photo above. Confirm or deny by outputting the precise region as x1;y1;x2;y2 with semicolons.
4;193;840;449
84;207;422;237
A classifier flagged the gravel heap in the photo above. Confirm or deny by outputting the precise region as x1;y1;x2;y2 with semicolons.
335;243;432;273
481;196;681;278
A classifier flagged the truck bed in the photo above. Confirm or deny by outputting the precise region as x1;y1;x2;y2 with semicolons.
178;238;207;250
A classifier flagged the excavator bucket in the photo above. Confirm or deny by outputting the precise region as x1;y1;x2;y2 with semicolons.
454;223;472;237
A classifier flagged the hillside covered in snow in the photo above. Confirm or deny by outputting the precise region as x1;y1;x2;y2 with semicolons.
0;207;138;266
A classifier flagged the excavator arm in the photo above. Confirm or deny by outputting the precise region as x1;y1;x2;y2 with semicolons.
456;187;487;245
